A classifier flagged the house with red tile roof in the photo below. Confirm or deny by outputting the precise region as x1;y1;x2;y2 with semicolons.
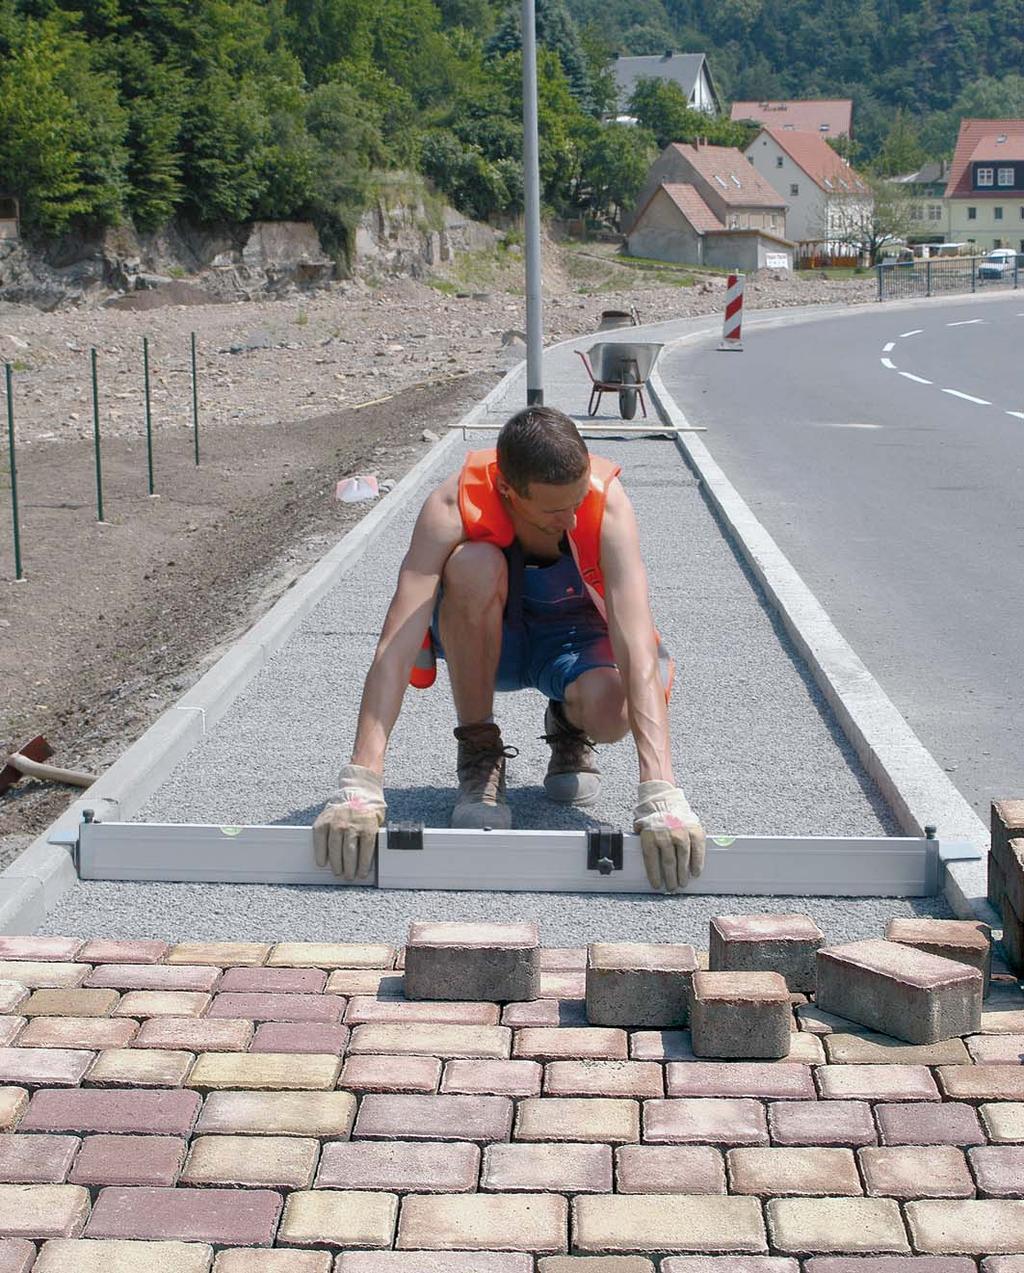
730;99;853;138
745;127;871;258
945;119;1024;252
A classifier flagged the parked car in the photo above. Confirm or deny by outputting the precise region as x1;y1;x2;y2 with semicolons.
978;248;1018;280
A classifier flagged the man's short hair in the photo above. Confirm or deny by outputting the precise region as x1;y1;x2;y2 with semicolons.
496;406;589;495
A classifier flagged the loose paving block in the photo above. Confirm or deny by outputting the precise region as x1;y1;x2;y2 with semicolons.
316;1141;479;1192
76;939;171;964
0;939;84;963
0;1239;38;1273
86;965;221;993
0;1136;78;1184
166;942;270;967
0;964;88;990
858;1146;974;1199
397;1193;567;1252
876;1101;985;1147
85;1186;282;1246
350;1024;511;1059
268;943;396;969
441;1060;541;1097
816;939;982;1044
215;1253;331;1273
666;1062;814;1101
514;1097;639;1144
643;1098;768;1147
69;1134;187;1187
816;1064;940;1102
886;918;993;998
966;1034;1024;1062
17;1017;137;1050
249;1023;349;1055
0;1184;90;1239
481;1143;612;1192
208;993;346;1023
341;1055;442;1095
86;1048;194;1088
768;1101;877;1148
615;1144;725;1194
690;972;791;1059
990;854;1007;913
133;1018;253;1053
981;1104;1024;1143
21;990;119;1018
512;1027;627;1061
543;1060;663;1098
281;1189;401;1249
969;1146;1024;1197
33;1238;213;1272
906;1199;1024;1254
181;1135;318;1189
354;1093;513;1143
766;1197;910;1254
403;923;540;1003
572;1194;766;1254
187;1052;341;1090
823;1032;971;1065
345;998;499;1026
196;1091;355;1138
709;914;824;993
218;967;327;994
0;1047;93;1087
727;1147;862;1196
0;1091;27;1132
938;1064;1024;1102
993;802;1024;871
21;1089;200;1136
337;1257;531;1273
584;943;696;1028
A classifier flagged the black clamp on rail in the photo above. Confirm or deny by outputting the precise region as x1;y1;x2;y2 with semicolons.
587;824;623;875
385;822;425;851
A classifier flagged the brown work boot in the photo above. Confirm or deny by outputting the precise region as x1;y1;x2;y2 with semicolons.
452;722;517;830
542;700;601;806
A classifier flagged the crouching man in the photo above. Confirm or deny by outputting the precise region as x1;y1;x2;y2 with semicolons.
312;405;704;892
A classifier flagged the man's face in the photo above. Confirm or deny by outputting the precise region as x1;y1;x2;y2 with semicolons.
500;468;591;536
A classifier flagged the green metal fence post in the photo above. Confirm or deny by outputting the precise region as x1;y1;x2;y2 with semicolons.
877;264;882;301
143;336;155;496
926;259;932;297
4;363;23;580
190;331;200;466
91;348;105;523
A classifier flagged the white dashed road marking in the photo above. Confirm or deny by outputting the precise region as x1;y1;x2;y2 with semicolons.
880;357;896;369
942;388;990;405
883;342;895;352
899;372;932;384
899;329;923;338
1007;411;1024;421
947;319;985;327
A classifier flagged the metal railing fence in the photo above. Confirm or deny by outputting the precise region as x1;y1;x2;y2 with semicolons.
877;255;1021;301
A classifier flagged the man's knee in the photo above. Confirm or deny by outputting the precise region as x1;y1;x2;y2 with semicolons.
442;541;507;608
566;666;629;743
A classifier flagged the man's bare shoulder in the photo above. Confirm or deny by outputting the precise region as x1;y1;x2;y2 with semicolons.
409;471;465;556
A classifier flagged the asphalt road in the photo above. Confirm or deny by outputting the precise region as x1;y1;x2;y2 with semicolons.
662;289;1024;824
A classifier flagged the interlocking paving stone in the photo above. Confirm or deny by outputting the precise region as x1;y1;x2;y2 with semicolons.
875;1101;985;1146
643;1098;768;1146
905;1199;1024;1253
133;1018;253;1052
0;1183;90;1239
795;1006;872;1036
979;988;1024;1034
404;923;541;1005
779;1033;827;1064
0;939;84;962
21;990;119;1018
540;1260;654;1273
0;987;28;1015
512;1027;628;1060
441;1060;541;1097
17;1017;137;1050
196;1091;356;1138
572;1194;767;1253
208;993;347;1023
397;1193;567;1252
0;1136;78;1184
316;1141;480;1192
630;1031;697;1061
709;914;824;994
540;948;588;970
214;1251;331;1272
354;1094;513;1143
0;1023;21;1049
858;1146;975;1198
33;1238;214;1272
500;1001;587;1028
766;1197;911;1254
0;963;89;990
543;1060;663;1097
823;1034;971;1065
336;1256;531;1273
327;972;405;998
726;1147;862;1196
480;1142;612;1192
584;942;696;1029
666;1062;814;1100
816;1064;940;1101
805;1262;975;1273
662;1262;799;1273
166;942;271;967
86;1048;194;1088
0;1091;27;1132
20;1088;201;1135
515;1097;639;1143
345;998;499;1026
966;1034;1024;1063
614;1145;726;1194
85;1186;283;1245
187;1052;341;1090
278;1189;399;1248
885;917;992;997
86;965;221;992
938;1065;1024;1102
76;939;171;964
690;971;792;1059
0;1238;36;1273
0;1047;93;1087
537;971;587;999
341;1055;442;1095
249;1023;350;1055
268;944;396;969
981;1104;1024;1143
968;1146;1024;1197
113;992;211;1018
984;1260;1024;1273
68;1134;187;1187
768;1100;877;1147
217;967;327;994
181;1134;318;1189
349;1024;511;1059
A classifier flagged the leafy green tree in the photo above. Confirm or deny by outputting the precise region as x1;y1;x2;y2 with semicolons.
873;109;926;177
111;36;186;229
629;77;752;149
824;175;913;266
488;0;596;113
579;120;655;226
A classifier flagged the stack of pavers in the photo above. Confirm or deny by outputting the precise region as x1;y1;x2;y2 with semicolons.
990;800;1024;973
0;898;1020;1268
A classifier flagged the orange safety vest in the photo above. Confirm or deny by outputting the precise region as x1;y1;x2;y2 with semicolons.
410;449;674;696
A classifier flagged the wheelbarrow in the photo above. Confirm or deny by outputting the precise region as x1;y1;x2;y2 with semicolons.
576;341;663;420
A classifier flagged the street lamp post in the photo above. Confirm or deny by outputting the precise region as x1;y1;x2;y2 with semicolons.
522;0;543;405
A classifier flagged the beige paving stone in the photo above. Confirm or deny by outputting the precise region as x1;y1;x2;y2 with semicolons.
196;1090;356;1138
539;1260;654;1273
341;1055;441;1095
0;984;28;1014
784;1033;826;1064
795;1006;872;1036
325;971;404;997
188;1052;341;1090
214;1252;331;1272
980;988;1024;1034
278;1190;397;1248
335;1256;532;1273
349;1024;511;1059
113;992;211;1017
543;1060;663;1098
515;1097;639;1143
166;943;270;967
132;1018;253;1053
181;1135;319;1189
22;990;119;1018
766;1197;910;1254
0;1020;23;1048
512;1027;628;1060
938;1065;1024;1102
16;1017;138;1050
823;1033;971;1065
441;1060;541;1097
966;1034;1024;1063
345;998;499;1026
481;1143;612;1192
0;964;89;990
34;1238;214;1271
397;1194;567;1252
572;1195;766;1253
981;1103;1024;1143
269;943;396;969
816;1064;939;1101
86;1049;195;1088
858;1145;974;1199
540;948;588;971
0;1184;91;1238
726;1148;862;1196
0;1089;27;1131
906;1200;1024;1253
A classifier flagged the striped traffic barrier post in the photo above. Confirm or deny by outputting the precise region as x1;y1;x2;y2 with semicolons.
718;272;744;351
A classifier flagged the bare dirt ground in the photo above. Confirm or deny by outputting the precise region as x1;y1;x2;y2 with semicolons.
0;241;875;867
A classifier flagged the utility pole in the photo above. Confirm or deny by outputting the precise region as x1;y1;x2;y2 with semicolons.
522;0;544;405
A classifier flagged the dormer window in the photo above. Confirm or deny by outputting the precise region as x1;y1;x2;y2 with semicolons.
977;167;994;187
998;167;1014;187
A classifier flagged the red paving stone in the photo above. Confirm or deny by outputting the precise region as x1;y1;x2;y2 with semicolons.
84;1185;283;1244
67;1134;188;1187
249;1022;350;1054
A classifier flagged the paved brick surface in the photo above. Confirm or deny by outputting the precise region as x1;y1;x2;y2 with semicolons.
905;1199;1024;1253
859;1146;974;1198
969;1146;1024;1197
21;989;119;1017
572;1194;767;1253
481;1142;612;1192
0;1135;78;1184
666;1062;814;1100
33;1238;214;1271
345;997;499;1025
68;1134;187;1187
85;1185;283;1244
766;1196;910;1254
823;1033;971;1065
0;1240;35;1273
0;1183;90;1239
317;1141;480;1191
341;1054;442;1094
337;1257;531;1273
355;1093;513;1142
268;943;395;968
875;1101;985;1145
249;1022;350;1054
512;1027;628;1060
20;1088;200;1135
644;1098;769;1146
208;992;346;1022
350;1024;511;1058
86;1047;194;1087
180;1134;319;1188
726;1147;862;1196
17;1017;138;1049
442;1059;541;1096
397;1193;567;1252
515;1097;639;1143
543;1060;663;1097
187;1051;341;1090
196;1091;355;1138
768;1101;877;1147
817;1064;940;1101
132;1017;253;1052
215;1252;332;1272
614;1144;726;1193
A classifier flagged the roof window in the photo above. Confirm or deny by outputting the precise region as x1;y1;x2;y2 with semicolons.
714;174;727;188
730;173;742;187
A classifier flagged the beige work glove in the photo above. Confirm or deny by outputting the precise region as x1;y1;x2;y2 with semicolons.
313;764;386;880
633;781;706;893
